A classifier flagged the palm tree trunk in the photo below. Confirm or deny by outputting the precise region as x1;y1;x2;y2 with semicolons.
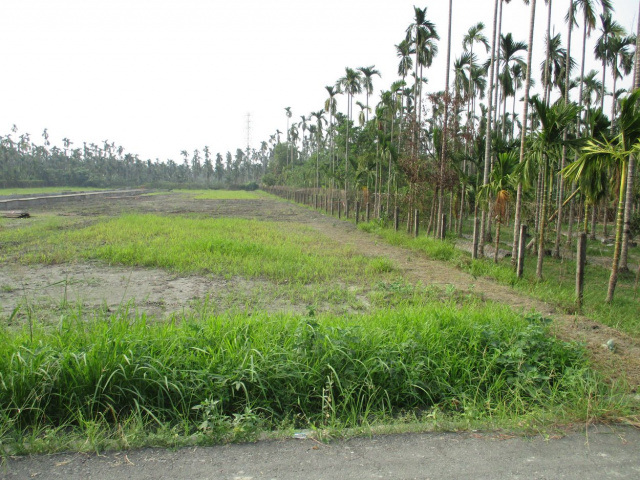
511;0;537;267
458;184;466;235
607;161;628;303
479;0;500;258
537;158;549;280
419;64;424;131
603;200;609;238
412;48;420;154
566;17;590;250
344;93;353;209
437;0;454;239
584;201;589;233
467;43;475;150
533;168;544;254
543;0;553;106
472;202;480;258
501;93;508;139
590;203;598;240
427;189;437;236
619;10;640;271
553;143;568;258
566;187;576;247
553;0;574;259
386;154;392;216
486;198;494;243
611;70;618;130
449;189;454;233
494;218;501;263
492;0;504;133
510;88;517;141
620;167;637;268
600;61;607;111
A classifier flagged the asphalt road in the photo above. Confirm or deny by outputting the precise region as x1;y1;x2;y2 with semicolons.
3;424;640;480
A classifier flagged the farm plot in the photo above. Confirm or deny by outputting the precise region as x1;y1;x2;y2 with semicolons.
0;190;632;453
0;192;400;319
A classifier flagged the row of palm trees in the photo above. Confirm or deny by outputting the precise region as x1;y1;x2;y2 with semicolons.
262;1;640;303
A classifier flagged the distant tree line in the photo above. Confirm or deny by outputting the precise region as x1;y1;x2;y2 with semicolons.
0;125;267;189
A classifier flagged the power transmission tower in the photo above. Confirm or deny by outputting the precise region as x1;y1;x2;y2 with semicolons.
245;112;252;152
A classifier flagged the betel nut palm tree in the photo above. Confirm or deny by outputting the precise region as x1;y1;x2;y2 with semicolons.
497;33;528;136
511;0;537;267
462;22;490;135
564;89;640;303
285;107;292;166
310;110;326;189
436;0;454;239
478;150;518;263
619;5;640;272
405;6;439;133
337;67;362;202
324;85;339;189
557;0;613;256
525;96;581;280
358;65;381;123
594;11;626;112
475;0;500;259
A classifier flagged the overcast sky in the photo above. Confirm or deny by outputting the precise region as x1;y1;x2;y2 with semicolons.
1;0;637;162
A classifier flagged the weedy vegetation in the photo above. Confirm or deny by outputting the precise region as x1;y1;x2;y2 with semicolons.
0;303;619;454
0;199;634;454
1;215;384;285
359;222;640;337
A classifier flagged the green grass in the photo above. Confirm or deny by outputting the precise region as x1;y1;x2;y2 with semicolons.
1;302;617;453
359;222;458;262
1;204;635;453
457;216;640;266
174;189;265;200
358;222;640;337
0;214;439;321
0;214;395;286
0;187;108;196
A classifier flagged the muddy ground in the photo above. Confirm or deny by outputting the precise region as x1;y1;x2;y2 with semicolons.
1;191;639;390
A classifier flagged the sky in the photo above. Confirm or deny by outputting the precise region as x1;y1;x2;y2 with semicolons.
1;0;638;163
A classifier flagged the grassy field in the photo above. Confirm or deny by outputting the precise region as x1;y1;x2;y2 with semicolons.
173;189;266;200
358;222;640;337
0;214;382;282
0;196;634;453
0;187;107;196
456;217;640;267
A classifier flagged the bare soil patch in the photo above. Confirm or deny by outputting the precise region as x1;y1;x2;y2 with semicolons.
0;263;277;320
34;191;309;221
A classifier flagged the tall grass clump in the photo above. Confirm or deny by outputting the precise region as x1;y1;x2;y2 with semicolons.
0;303;606;448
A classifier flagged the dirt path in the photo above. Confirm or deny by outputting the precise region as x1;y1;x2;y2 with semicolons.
297;205;640;391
